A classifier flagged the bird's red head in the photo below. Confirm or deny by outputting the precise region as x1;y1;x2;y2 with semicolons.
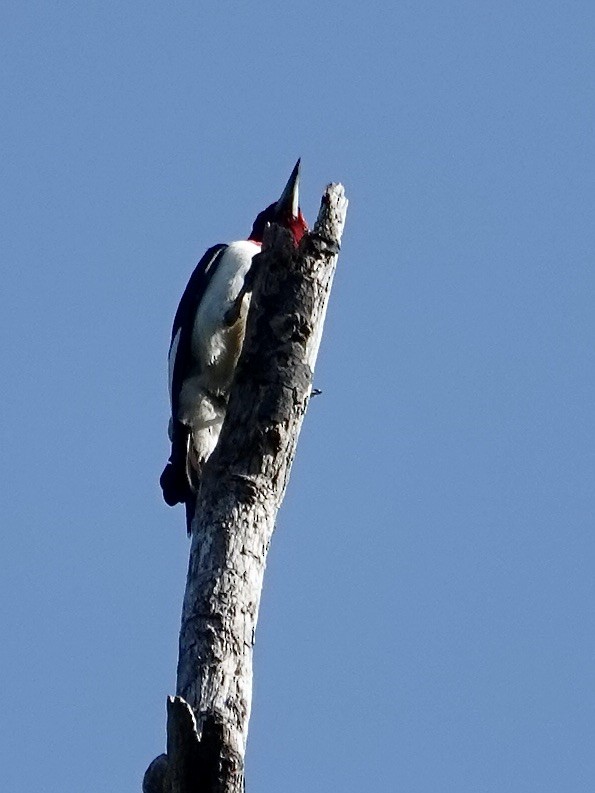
248;159;309;246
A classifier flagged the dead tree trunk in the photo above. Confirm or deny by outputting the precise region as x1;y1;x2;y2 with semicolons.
144;183;348;793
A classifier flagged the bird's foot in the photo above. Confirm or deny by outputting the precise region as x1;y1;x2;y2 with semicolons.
224;289;246;327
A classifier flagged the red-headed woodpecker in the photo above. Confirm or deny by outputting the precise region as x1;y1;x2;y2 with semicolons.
160;160;308;533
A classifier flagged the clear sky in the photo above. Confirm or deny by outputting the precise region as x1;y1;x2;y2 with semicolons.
1;1;594;791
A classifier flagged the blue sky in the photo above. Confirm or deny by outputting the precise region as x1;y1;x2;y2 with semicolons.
1;1;594;791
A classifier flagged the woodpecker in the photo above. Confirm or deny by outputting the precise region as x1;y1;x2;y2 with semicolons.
160;160;308;533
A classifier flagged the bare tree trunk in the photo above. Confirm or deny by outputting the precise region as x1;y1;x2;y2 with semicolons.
144;183;348;793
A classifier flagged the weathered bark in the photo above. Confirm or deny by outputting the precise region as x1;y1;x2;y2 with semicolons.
144;183;347;793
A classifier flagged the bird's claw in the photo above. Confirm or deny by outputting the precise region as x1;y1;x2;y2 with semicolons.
224;291;245;326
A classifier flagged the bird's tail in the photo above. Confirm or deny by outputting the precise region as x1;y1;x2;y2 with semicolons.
160;461;197;536
159;460;190;506
160;457;199;536
184;496;197;537
160;422;199;536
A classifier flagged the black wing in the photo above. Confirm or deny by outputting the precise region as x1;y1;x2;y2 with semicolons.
168;243;228;421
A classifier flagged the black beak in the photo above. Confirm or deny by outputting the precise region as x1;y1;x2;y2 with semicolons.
275;159;300;219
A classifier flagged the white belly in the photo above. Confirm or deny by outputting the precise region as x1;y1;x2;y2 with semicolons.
176;240;260;470
191;240;259;393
